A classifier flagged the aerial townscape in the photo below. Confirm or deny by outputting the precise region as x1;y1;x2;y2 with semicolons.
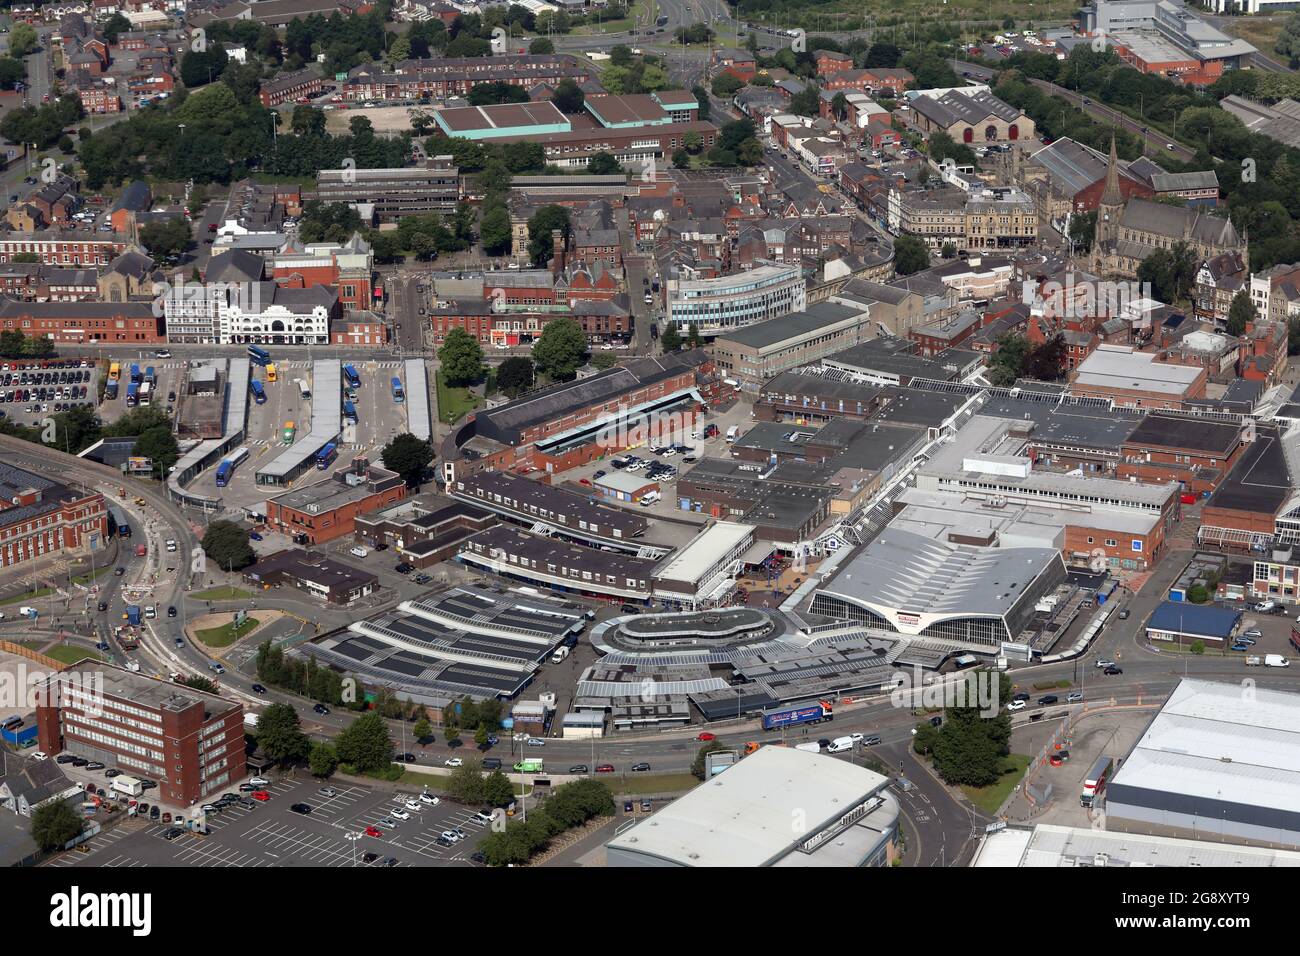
0;0;1299;906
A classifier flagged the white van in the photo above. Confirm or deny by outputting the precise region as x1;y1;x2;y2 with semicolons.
825;736;856;754
350;546;368;558
1266;654;1291;668
726;425;740;443
551;645;570;664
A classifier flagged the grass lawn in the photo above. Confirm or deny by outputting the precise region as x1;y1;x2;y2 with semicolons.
72;566;112;586
43;643;105;665
1223;15;1286;58
0;588;52;606
961;754;1032;815
436;369;484;425
192;586;255;601
195;616;260;648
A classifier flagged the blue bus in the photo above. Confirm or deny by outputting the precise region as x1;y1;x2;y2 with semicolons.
390;377;405;404
249;379;267;404
316;442;338;469
125;381;139;407
144;365;156;385
129;363;142;384
343;399;358;424
215;447;249;488
248;345;272;367
343;364;361;389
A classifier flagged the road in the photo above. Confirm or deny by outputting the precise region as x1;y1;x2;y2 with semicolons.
1025;76;1197;162
386;272;426;354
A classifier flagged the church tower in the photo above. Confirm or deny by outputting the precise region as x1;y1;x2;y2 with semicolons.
1090;136;1124;275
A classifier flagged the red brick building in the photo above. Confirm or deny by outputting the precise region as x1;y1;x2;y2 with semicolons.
36;663;247;809
329;313;388;347
0;463;107;569
0;233;126;266
264;457;406;544
0;300;164;343
1117;415;1243;497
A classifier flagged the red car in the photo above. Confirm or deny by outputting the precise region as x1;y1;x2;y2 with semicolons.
696;732;716;741
251;790;270;801
1049;755;1064;767
595;763;615;773
364;825;383;838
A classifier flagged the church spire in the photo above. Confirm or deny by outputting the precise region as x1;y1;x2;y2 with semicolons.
1100;134;1123;208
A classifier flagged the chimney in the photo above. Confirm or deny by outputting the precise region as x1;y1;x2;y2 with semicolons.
551;229;566;274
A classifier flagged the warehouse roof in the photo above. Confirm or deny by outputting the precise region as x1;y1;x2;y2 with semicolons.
1146;601;1241;639
1110;678;1300;821
655;522;754;584
1123;414;1240;456
605;746;893;867
1207;424;1291;516
821;526;1063;621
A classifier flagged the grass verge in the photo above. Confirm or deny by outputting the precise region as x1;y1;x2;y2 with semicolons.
195;616;260;648
960;754;1031;815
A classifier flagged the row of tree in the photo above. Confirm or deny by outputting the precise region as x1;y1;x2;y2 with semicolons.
477;778;614;866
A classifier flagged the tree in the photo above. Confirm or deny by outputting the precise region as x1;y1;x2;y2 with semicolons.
590;351;617;370
0;57;25;92
551;78;585;114
483;769;515;807
864;41;901;68
1190;640;1206;655
381;432;435;488
930;671;1013;788
102;13;132;43
913;721;940;755
257;703;310;766
138;216;192;260
178;675;219;694
480;204;512;257
414;716;433;746
1023;335;1068;382
660;323;682;352
711;72;743;99
988;333;1031;387
893;235;930;276
532;317;587;382
587;151;622;175
529;37;555;54
8;23;38;59
201;519;255;572
496;356;535;398
31;801;82;852
133;425;179;477
445;759;486;803
335;711;393;773
474;724;490;749
438;326;486;387
1227;288;1257;336
309;742;338;778
526;204;571;266
672;148;690;168
690;740;727;779
1068;210;1097;253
